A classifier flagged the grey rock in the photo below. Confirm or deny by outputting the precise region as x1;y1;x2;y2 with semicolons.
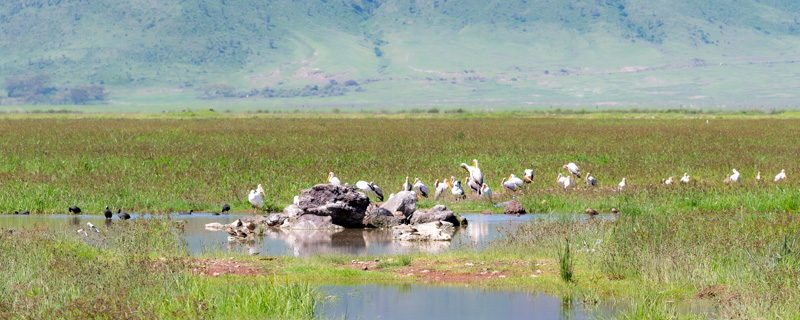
410;205;459;225
297;184;370;228
241;215;269;225
380;191;417;218
493;201;510;208
265;213;288;226
283;214;344;230
283;204;303;218
392;221;455;241
363;207;403;228
504;200;526;215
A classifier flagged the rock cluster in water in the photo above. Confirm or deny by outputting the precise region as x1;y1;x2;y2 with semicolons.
206;184;466;241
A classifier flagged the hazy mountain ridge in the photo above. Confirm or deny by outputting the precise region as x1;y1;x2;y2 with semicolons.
2;0;800;108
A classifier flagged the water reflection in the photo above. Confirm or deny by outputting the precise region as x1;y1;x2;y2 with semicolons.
318;284;611;320
0;213;610;257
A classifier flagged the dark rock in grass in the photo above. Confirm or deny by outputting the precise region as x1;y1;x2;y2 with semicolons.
363;208;403;228
504;200;526;215
265;213;288;227
296;184;370;228
410;205;460;225
282;214;344;230
380;191;417;218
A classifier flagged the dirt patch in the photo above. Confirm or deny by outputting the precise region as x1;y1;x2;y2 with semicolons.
349;258;552;283
695;284;739;304
189;258;267;277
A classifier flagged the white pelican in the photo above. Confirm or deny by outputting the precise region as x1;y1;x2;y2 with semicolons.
774;169;786;182
356;180;383;201
680;173;690;184
481;183;492;199
434;179;450;199
248;184;266;214
586;173;597;187
556;173;574;190
460;159;484;186
327;172;341;186
413;178;429;198
730;169;742;183
465;176;481;194
618;178;627;189
523;169;534;186
756;171;762;183
451;179;465;199
402;176;413;191
563;163;581;178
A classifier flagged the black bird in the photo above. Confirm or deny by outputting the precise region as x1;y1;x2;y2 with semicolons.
14;211;30;215
179;209;193;215
222;204;231;214
69;206;81;214
117;209;131;220
212;212;220;216
104;206;113;219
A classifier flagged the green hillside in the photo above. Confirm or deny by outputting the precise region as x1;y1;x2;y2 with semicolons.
2;0;800;110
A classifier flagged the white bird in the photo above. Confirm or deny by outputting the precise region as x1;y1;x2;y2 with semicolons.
355;180;384;201
774;169;786;182
293;196;300;205
730;169;742;183
556;173;574;190
586;173;597;187
326;172;341;186
523;169;534;186
664;177;675;185
460;159;484;187
480;183;492;199
756;171;762;183
87;222;99;233
413;178;429;198
434;179;450;199
465;176;481;195
618;178;628;189
680;173;690;184
502;174;523;192
563;162;581;179
508;174;524;188
248;184;266;214
77;228;88;236
402;176;413;191
451;179;465;199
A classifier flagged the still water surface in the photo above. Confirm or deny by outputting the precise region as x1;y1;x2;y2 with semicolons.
0;213;603;257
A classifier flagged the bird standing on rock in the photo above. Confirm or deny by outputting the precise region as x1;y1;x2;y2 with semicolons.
413;178;429;198
326;172;341;185
248;184;266;214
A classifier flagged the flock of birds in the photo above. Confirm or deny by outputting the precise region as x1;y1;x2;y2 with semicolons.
243;159;791;211
12;160;791;219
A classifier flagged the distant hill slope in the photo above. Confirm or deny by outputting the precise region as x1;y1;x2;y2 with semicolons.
2;0;800;109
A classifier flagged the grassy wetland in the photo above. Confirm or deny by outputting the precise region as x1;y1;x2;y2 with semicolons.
2;112;800;319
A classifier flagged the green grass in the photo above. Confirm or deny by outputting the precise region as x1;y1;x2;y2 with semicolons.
0;218;318;319
2;114;800;215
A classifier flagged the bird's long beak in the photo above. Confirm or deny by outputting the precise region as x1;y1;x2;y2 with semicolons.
326;173;330;182
473;159;478;167
524;177;532;183
447;180;452;188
